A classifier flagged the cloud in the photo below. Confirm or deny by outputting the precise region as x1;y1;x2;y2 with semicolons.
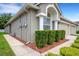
0;3;23;15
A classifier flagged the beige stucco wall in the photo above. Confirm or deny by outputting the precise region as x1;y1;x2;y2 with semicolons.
58;22;69;35
58;21;76;36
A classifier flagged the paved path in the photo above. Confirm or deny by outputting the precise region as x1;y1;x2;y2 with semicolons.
41;35;77;55
4;34;77;56
4;34;41;56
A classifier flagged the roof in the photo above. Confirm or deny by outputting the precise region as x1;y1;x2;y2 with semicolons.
60;16;78;26
5;4;39;27
5;3;77;27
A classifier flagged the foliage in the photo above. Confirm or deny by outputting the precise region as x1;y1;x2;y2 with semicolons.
35;30;65;48
74;39;79;43
71;43;79;49
46;52;59;56
76;36;79;39
35;30;48;48
61;30;65;40
0;32;15;56
76;30;79;34
55;30;61;42
60;47;79;56
47;30;56;45
0;13;12;29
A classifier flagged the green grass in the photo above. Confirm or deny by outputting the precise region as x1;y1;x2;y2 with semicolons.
46;52;59;56
0;32;15;56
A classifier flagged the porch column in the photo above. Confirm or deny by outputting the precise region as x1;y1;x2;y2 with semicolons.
54;21;58;30
39;16;44;30
36;13;46;30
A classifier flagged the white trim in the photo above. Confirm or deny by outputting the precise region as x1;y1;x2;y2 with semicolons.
46;4;59;19
39;16;44;30
54;21;58;30
36;13;46;17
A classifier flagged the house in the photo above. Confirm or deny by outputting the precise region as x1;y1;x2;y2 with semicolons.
4;3;77;43
75;21;79;31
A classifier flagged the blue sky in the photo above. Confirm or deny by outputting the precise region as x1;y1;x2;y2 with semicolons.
0;3;23;15
58;3;79;21
0;3;79;21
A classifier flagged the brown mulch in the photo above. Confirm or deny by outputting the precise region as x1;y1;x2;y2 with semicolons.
10;35;68;53
27;39;67;53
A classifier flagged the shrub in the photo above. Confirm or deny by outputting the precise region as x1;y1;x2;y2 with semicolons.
76;36;79;40
55;30;63;42
74;39;79;43
71;43;79;49
35;30;65;48
60;47;79;56
76;30;79;34
61;30;65;40
47;30;56;45
46;52;59;56
35;30;48;48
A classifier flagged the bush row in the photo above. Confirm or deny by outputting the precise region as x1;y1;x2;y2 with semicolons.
35;30;65;48
76;30;79;34
60;47;79;56
46;52;59;56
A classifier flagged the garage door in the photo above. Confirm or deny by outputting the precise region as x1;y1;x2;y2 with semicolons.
58;22;69;35
70;25;76;34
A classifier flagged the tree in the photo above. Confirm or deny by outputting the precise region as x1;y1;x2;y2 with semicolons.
0;13;12;29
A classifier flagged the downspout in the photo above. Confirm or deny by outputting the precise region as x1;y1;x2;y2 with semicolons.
20;17;22;40
30;9;32;43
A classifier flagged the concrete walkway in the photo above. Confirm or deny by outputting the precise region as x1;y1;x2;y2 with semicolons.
4;34;41;56
41;35;77;55
4;34;77;56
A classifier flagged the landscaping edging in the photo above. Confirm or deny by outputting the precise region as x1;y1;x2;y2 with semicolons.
27;39;67;53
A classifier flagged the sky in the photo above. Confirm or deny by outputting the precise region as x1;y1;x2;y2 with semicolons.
0;3;79;21
0;3;23;15
58;3;79;21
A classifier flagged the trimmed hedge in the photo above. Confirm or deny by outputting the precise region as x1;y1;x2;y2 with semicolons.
47;30;56;45
74;39;79;43
61;30;65;40
46;52;59;56
60;47;79;56
76;36;79;39
71;43;79;49
35;30;48;48
35;30;65;48
76;30;79;34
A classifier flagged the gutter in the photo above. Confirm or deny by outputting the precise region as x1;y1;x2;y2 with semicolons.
60;16;78;26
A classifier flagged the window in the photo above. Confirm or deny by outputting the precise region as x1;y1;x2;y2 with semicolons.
43;17;50;30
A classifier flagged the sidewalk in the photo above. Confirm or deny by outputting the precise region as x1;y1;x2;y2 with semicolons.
4;34;77;56
4;34;41;56
41;35;77;55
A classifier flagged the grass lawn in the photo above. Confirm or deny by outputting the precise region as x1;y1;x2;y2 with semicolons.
0;32;15;56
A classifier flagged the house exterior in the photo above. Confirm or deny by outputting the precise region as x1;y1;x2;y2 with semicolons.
75;21;79;31
5;3;77;43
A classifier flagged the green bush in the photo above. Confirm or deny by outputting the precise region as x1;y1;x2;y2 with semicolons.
74;39;79;43
46;52;59;56
60;47;79;56
61;30;65;40
76;30;79;34
47;30;56;45
35;30;48;48
76;36;79;40
55;30;63;42
35;30;65;48
71;43;79;49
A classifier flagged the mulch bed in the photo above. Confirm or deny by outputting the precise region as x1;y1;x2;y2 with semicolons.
10;35;68;53
27;39;67;53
